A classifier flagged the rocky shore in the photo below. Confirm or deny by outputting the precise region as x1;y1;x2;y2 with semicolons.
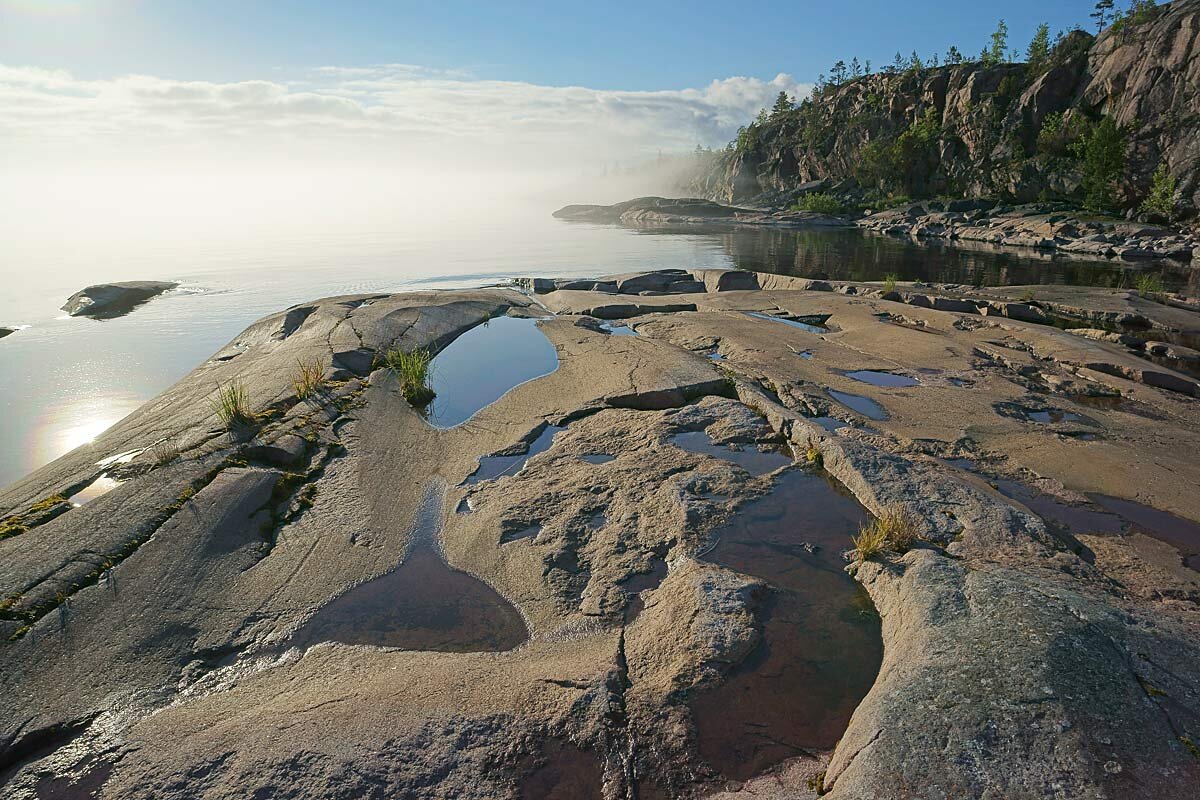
2;273;1199;798
553;196;848;229
858;202;1199;262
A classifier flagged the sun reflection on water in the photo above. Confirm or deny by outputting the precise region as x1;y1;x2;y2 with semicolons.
29;393;145;475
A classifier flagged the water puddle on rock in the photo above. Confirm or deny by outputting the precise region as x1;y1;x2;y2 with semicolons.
746;311;829;333
951;462;1200;572
671;430;792;476
68;475;122;505
599;322;638;337
426;316;559;428
828;390;887;420
844;370;919;388
465;424;564;484
290;488;528;651
810;416;848;432
1089;494;1200;571
1026;408;1085;424
690;469;883;781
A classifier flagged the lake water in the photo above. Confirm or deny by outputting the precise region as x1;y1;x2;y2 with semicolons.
0;208;1188;489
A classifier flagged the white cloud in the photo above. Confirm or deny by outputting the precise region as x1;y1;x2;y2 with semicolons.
0;62;809;172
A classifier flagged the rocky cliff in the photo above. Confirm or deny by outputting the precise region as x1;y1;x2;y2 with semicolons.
689;0;1200;218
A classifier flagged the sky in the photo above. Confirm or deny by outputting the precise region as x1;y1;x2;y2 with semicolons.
0;0;1104;239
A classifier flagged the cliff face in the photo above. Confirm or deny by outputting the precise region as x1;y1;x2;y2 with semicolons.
690;0;1200;217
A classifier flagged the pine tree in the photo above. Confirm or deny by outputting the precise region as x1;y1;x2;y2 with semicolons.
892;51;905;73
850;57;862;78
770;90;794;117
988;19;1009;66
864;59;872;75
1091;1;1115;31
1027;23;1050;71
946;45;964;65
909;51;924;71
831;60;848;84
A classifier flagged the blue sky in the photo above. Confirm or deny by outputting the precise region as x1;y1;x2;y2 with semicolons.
2;0;1102;88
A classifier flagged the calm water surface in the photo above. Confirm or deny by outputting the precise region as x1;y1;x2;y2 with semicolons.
0;211;1186;488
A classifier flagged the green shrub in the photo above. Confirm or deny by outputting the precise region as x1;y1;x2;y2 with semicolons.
1071;116;1125;212
1139;164;1177;220
883;273;898;294
791;193;847;215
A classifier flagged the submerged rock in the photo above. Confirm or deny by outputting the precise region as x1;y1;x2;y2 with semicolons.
61;280;179;319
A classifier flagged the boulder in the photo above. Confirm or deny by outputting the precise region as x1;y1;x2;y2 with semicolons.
61;281;178;319
690;269;759;292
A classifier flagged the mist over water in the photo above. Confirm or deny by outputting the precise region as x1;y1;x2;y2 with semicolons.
0;169;726;487
1;167;1177;489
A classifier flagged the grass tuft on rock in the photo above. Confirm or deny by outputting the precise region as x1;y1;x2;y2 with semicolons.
150;439;180;466
384;348;436;407
1135;272;1165;301
292;357;326;400
210;379;256;430
882;273;898;294
853;505;921;562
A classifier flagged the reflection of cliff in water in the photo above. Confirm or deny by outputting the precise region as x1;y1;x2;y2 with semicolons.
672;226;1196;292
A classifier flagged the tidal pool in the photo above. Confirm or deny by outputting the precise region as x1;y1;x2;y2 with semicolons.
690;469;883;781
291;489;528;651
845;370;919;388
1090;494;1200;571
425;316;559;428
746;311;829;333
465;424;564;484
829;389;887;420
67;475;122;505
1026;408;1085;424
670;430;792;476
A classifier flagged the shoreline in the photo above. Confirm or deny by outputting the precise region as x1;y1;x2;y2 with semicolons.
2;270;1198;797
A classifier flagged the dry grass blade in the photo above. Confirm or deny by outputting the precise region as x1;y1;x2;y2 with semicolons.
292;357;326;400
853;505;922;562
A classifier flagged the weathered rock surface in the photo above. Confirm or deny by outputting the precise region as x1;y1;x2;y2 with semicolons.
858;204;1197;261
2;272;1199;798
60;281;179;319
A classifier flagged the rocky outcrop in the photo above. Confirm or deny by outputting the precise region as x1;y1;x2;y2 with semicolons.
688;0;1200;218
553;196;849;228
60;281;179;319
859;202;1198;260
3;273;1199;798
0;327;15;339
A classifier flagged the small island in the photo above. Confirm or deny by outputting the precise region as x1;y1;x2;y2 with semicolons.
61;281;179;319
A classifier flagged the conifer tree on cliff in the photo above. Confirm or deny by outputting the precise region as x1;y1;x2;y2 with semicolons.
988;19;1009;65
770;90;793;118
1091;1;1115;31
1027;23;1050;72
